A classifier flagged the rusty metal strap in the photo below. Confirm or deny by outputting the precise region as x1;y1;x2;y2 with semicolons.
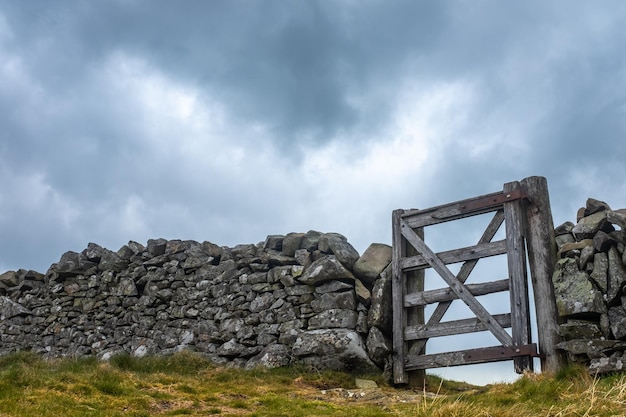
456;188;528;214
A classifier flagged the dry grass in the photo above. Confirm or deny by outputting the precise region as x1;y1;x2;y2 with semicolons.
1;351;625;416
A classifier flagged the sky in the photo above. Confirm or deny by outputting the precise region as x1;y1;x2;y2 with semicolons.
1;1;626;384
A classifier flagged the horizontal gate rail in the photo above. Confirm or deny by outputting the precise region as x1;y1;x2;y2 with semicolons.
400;189;526;228
401;240;508;271
405;313;512;340
405;344;539;371
405;278;510;307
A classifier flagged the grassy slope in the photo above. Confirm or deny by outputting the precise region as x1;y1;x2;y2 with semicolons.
0;351;625;417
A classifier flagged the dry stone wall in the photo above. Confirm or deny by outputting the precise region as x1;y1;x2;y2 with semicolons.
0;231;394;375
553;198;626;374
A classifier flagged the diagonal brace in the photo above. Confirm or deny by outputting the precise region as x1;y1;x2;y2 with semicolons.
400;218;513;346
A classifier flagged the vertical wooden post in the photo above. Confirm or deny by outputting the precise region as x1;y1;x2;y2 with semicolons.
503;181;533;373
520;176;566;374
392;210;408;384
406;228;425;388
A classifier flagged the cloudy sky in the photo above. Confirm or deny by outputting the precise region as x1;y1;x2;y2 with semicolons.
1;1;626;383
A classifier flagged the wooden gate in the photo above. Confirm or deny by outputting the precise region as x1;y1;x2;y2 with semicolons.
391;176;564;384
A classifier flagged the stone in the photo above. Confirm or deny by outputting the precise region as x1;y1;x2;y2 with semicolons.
556;339;618;358
572;211;614;241
282;233;304;257
585;198;611;216
607;209;626;230
318;233;348;252
308;309;358;330
557;239;594;258
355;379;378;389
265;250;298;267
298;256;356;286
354;279;371;306
0;296;32;320
294;249;311;268
366;326;392;368
146;238;168;257
325;237;360;270
316;280;354;294
53;251;82;277
217;339;247;357
301;230;322;251
558;320;603;340
0;271;19;287
292;329;379;373
608;306;626;339
353;244;392;288
311;292;356;313
556;233;576;248
579;245;596;270
607;247;626;304
589;252;609;293
245;344;291;369
552;258;606;318
593;230;615;252
263;235;284;251
555;221;575;236
589;353;626;375
250;293;275;313
368;265;393;336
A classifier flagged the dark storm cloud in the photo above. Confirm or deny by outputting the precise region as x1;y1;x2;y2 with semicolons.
0;0;450;149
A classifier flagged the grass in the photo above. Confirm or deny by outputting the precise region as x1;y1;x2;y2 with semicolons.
0;351;625;416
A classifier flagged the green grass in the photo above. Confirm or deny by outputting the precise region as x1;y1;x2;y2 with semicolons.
0;351;625;416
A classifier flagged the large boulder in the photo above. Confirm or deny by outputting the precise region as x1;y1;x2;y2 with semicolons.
353;244;392;288
292;329;379;373
552;258;606;318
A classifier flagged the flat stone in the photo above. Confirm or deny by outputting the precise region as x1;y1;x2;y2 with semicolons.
557;239;594;258
589;353;626;375
558;320;603;340
572;212;613;241
308;309;358;330
299;256;356;286
311;291;356;313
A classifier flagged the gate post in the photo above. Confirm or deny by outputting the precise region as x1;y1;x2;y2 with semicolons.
521;176;566;374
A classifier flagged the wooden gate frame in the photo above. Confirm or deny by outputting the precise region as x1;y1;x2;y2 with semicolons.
392;176;565;385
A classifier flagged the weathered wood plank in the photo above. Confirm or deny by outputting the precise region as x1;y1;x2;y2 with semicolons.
405;313;511;340
401;190;525;228
405;228;425;387
405;344;538;370
405;279;510;307
400;220;514;346
504;181;533;373
521;176;566;374
408;210;505;355
391;209;408;384
401;240;507;271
